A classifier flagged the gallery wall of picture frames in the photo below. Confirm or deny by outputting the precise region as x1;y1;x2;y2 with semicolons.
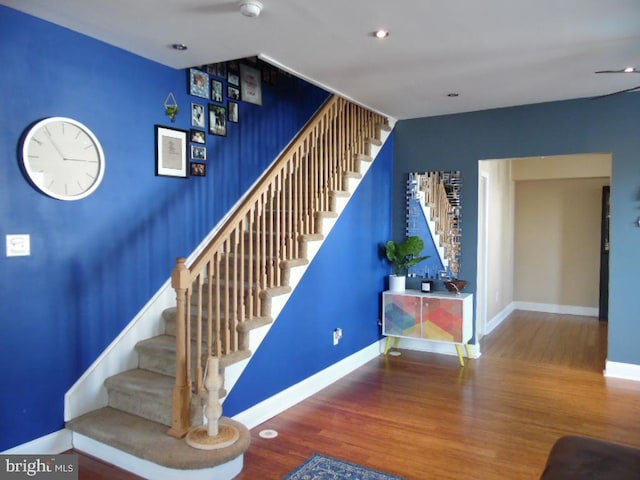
177;58;280;178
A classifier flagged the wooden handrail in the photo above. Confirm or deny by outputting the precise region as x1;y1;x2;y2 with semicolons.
168;95;386;437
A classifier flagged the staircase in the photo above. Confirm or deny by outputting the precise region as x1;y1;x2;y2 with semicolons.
66;95;391;479
408;171;462;277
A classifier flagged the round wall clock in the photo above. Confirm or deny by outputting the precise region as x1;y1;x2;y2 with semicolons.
21;117;105;201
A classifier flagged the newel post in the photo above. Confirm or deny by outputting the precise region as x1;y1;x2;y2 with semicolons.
168;257;192;438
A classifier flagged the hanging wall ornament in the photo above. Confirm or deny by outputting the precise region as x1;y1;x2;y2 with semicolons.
164;92;179;122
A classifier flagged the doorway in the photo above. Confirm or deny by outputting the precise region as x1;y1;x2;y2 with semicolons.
476;154;611;358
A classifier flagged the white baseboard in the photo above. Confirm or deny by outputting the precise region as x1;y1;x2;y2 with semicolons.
513;301;598;317
232;341;381;429
485;302;516;335
2;429;71;454
604;360;640;382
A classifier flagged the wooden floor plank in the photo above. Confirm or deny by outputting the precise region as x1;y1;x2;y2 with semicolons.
73;310;640;479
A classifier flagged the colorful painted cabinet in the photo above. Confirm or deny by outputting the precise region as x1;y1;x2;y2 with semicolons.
382;290;473;365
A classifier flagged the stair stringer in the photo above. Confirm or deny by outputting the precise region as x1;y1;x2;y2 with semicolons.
221;121;395;400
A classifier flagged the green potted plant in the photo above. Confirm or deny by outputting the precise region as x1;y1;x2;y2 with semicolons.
384;235;429;292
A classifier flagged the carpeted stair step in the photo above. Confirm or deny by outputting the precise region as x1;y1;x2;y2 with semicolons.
66;407;250;471
163;307;254;340
104;368;202;427
136;335;206;378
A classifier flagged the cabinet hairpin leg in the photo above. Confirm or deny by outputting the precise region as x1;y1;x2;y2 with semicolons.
455;344;465;367
384;336;400;355
384;336;393;355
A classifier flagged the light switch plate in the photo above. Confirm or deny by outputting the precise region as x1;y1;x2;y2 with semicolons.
6;234;31;257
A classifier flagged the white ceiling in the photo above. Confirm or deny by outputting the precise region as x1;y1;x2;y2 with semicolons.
3;0;640;120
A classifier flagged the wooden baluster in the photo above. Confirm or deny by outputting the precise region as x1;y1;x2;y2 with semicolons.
168;257;192;438
194;274;204;395
213;252;221;357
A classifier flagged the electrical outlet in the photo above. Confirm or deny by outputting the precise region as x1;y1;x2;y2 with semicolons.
333;328;342;346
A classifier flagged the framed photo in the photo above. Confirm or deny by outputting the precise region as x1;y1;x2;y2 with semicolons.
190;162;207;177
190;129;206;144
240;63;262;105
155;125;188;178
191;145;207;161
189;68;209;99
211;79;224;103
228;101;239;123
191;103;205;128
216;62;227;78
209;104;227;136
227;85;240;100
227;61;240;86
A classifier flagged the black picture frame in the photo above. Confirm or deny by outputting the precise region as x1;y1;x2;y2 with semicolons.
216;62;227;78
189;68;209;99
228;101;239;123
190;162;207;177
227;61;240;86
191;103;205;128
191;145;207;161
209;104;227;136
240;63;262;105
190;129;206;144
211;79;224;103
227;85;240;100
155;125;188;178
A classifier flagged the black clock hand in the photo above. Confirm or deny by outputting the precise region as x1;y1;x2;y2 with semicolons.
45;130;67;160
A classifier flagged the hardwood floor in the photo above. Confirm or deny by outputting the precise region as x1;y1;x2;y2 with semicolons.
74;310;640;479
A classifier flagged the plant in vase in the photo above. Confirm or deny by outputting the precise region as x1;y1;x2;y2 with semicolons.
384;236;429;292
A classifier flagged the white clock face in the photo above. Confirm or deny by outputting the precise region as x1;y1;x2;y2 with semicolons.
21;117;105;201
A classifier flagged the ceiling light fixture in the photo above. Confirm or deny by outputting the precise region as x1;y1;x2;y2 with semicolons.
447;92;460;97
624;66;636;73
373;30;390;39
239;0;263;17
171;43;188;51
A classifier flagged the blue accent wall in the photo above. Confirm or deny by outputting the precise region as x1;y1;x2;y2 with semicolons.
0;6;329;451
223;136;393;415
394;94;640;362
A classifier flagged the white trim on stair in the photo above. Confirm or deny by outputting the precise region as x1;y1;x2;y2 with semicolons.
232;341;381;429
64;284;175;421
72;433;243;480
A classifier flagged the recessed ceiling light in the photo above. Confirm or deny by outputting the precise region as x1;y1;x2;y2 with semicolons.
447;92;460;97
171;43;188;51
373;30;390;39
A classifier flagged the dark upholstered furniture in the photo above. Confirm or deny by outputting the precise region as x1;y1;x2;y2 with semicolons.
540;435;640;479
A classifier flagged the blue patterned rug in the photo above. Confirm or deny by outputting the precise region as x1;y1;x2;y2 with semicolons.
283;453;406;480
